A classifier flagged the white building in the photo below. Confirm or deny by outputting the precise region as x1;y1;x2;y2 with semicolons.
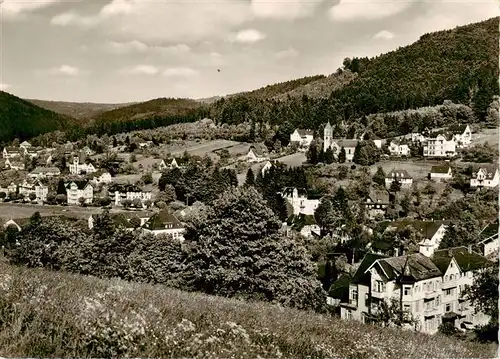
108;183;152;206
429;165;453;181
470;166;499;188
476;220;499;259
450;124;472;148
92;171;112;185
423;134;456;158
247;144;269;163
290;129;314;149
281;187;320;216
68;154;97;175
339;247;492;334
385;169;413;189
261;160;281;176
65;180;94;205
4;159;25;171
388;141;410;157
34;181;49;202
2;147;22;159
19;141;31;150
142;211;185;241
28;167;61;179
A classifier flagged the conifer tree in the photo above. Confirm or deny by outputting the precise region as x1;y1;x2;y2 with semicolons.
245;168;255;187
338;147;346;163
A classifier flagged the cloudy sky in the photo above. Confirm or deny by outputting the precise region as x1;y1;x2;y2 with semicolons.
1;0;498;103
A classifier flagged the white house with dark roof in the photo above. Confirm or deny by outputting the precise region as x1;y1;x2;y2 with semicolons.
142;210;185;240
108;183;152;206
2;147;23;159
476;219;499;258
388;141;410;157
68;153;97;175
28;167;61;179
470;166;499;188
64;180;94;205
365;189;391;219
423;134;456;158
260;159;281;176
92;171;112;185
385;169;413;189
290;129;314;149
449;124;472;148
338;247;492;334
4;158;25;171
246;144;269;163
281;187;320;216
429;165;453;181
329;139;359;162
34;180;49;202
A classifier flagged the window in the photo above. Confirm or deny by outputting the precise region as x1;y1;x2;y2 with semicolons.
436;296;440;306
403;304;411;312
375;280;385;292
403;286;411;296
445;304;451;312
415;301;420;312
444;288;452;296
450;274;454;281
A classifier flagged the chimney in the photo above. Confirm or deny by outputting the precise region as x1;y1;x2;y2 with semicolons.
468;245;472;254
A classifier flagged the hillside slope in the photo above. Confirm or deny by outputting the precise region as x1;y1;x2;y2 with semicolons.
0;91;76;143
0;262;496;358
27;99;134;121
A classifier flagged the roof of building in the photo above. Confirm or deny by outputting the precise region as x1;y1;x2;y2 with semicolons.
65;180;91;190
430;165;451;174
142;211;184;231
386;169;412;179
375;253;442;281
432;247;492;273
249;143;269;156
296;129;314;137
31;167;61;174
352;253;387;285
427;133;454;141
366;189;390;204
479;219;499;242
20;141;31;147
334;139;359;148
472;165;499;179
448;124;469;134
385;220;449;239
282;187;308;198
3;147;22;153
328;273;352;299
286;213;317;231
108;183;144;193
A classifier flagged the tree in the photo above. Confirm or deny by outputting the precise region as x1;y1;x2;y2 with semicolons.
132;198;143;208
156;184;176;205
306;141;318;164
181;186;326;311
368;298;417;328
273;139;282;153
122;199;132;208
373;166;386;186
142;172;153;185
324;147;334;164
28;192;37;202
55;194;67;205
244;168;255;187
338;147;346;163
389;179;402;193
56;179;66;195
0;192;6;200
78;197;86;206
438;217;479;249
353;141;380;166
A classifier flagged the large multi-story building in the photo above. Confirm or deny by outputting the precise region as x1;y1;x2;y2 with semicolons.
108;183;152;206
68;154;97;175
449;124;472;148
65;180;94;205
281;187;320;216
423;134;456;158
337;245;492;334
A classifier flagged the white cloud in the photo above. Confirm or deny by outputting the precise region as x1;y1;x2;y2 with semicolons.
330;0;410;22
119;65;160;76
108;40;149;54
275;47;299;60
2;0;61;19
45;65;86;77
107;41;191;57
51;0;250;43
0;83;11;91
163;67;198;78
373;30;395;40
232;29;266;44
251;0;323;20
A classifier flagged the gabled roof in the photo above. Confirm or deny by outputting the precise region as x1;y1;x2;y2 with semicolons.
479;219;499;241
366;189;390;204
281;187;308;198
432;247;492;273
143;211;183;231
472;165;499;179
328;273;352;299
385;220;449;240
108;183;144;193
386;169;412;179
249;143;269;156
334;139;358;148
296;129;314;137
286;213;317;231
375;253;442;281
65;180;91;190
352;253;387;285
428;133;454;141
20;141;31;147
430;165;451;174
448;124;469;134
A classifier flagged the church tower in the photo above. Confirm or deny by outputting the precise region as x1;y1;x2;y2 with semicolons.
324;122;332;152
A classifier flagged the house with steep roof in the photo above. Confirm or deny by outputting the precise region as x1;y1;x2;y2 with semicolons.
338;247;492;334
246;144;269;163
19;141;31;149
28;167;61;179
290;129;314;149
470;166;499;188
365;189;391;219
449;124;472;148
91;171;112;185
326;139;359;162
260;159;281;176
64;180;93;205
68;152;97;175
476;219;498;259
34;180;49;202
2;147;23;159
429;165;453;181
2;217;32;231
142;210;185;240
284;213;321;238
423;134;456;158
388;141;410;157
385;169;413;189
23;146;43;158
4;158;25;171
281;187;320;216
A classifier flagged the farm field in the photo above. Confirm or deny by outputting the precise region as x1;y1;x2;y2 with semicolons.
473;127;498;147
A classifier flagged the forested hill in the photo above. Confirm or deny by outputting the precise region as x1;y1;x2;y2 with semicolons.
210;16;499;131
0;91;76;144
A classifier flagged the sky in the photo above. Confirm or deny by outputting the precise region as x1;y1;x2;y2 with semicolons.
1;0;498;103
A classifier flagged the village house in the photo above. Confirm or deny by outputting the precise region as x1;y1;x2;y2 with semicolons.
108;183;152;206
388;141;410;157
429;165;453;181
385;169;413;189
91;171;112;185
35;181;49;202
141;210;185;240
28;167;61;179
23;146;43;158
449;124;472;148
19;141;31;150
470;166;499;188
81;146;94;156
337;246;492;334
4;158;25;171
284;214;321;238
290;129;314;149
2;147;23;159
260;159;281;176
17;179;35;198
423;134;456;158
2;217;32;231
385;220;450;257
365;189;392;219
88;212;152;231
68;153;97;175
476;219;499;259
159;158;187;171
246;144;269;163
281;187;320;216
65;180;94;205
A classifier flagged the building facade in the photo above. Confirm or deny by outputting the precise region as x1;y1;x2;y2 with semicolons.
423;135;456;158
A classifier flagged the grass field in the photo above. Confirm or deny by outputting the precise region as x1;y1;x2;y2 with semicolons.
0;262;496;358
0;203;102;221
473;127;498;147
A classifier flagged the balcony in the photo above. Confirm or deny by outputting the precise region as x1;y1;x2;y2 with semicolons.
424;305;441;316
371;290;386;299
424;290;438;299
442;280;458;290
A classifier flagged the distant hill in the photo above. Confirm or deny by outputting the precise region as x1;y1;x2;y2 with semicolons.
27;99;134;121
0;91;76;143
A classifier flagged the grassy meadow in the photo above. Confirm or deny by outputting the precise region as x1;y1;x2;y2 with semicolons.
0;261;497;358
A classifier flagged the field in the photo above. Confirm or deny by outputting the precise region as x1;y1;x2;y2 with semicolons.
0;202;102;222
473;127;498;147
0;262;496;358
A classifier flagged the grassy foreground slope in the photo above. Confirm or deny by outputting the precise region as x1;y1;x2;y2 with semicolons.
0;262;496;358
